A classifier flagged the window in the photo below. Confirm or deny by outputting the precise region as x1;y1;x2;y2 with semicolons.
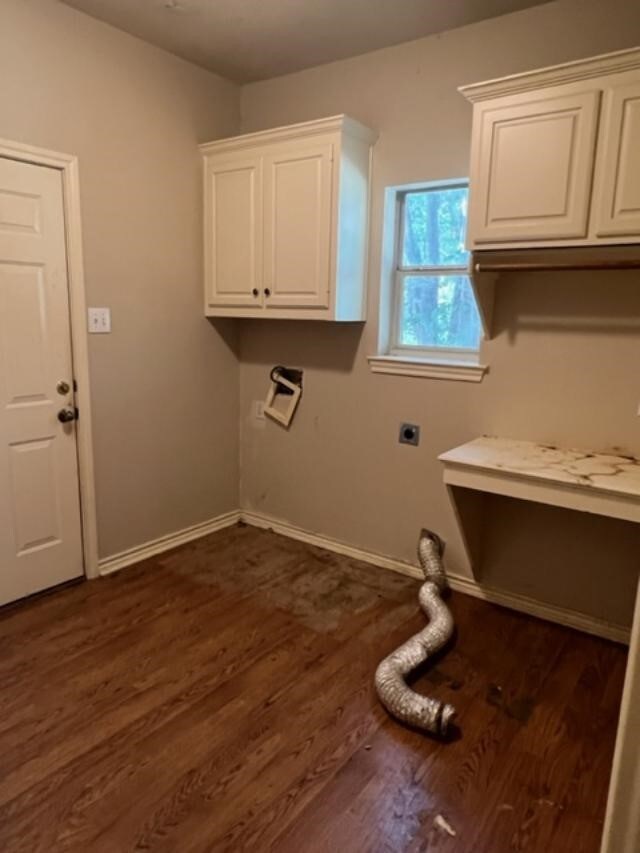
391;182;481;361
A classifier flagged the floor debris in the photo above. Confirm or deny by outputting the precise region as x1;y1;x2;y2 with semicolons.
537;798;563;809
434;814;456;837
486;683;534;723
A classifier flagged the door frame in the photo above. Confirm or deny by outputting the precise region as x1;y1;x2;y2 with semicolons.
600;575;640;853
0;138;99;579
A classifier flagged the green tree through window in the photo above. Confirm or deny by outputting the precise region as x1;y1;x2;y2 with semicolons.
395;184;481;352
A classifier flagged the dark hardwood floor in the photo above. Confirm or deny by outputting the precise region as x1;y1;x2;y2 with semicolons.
0;523;626;852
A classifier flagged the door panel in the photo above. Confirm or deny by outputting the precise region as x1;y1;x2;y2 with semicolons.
9;438;60;555
204;154;262;308
263;142;333;309
0;157;83;606
0;188;41;233
1;264;49;404
593;79;640;237
469;90;600;244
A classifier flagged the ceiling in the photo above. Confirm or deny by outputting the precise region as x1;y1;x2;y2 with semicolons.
60;0;553;83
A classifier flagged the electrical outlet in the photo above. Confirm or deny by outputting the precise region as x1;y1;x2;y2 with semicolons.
88;307;111;334
399;423;420;446
253;400;266;421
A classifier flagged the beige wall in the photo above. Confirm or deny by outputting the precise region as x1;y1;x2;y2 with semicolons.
239;0;640;627
2;0;638;626
0;0;241;558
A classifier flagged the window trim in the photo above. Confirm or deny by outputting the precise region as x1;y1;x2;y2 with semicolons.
371;180;486;381
367;354;487;382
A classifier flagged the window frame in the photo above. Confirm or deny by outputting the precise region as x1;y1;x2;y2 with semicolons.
389;180;480;362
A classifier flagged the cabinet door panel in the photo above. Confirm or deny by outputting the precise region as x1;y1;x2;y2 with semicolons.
468;90;600;244
593;80;640;237
204;155;262;308
263;143;333;309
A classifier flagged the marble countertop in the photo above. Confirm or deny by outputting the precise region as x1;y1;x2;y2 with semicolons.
439;437;640;501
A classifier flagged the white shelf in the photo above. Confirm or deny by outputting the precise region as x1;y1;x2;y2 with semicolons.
439;436;640;524
469;246;640;340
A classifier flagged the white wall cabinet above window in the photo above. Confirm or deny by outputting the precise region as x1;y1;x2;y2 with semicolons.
200;115;376;320
461;47;640;250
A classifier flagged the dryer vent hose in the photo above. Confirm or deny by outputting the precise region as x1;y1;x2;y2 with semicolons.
374;530;456;737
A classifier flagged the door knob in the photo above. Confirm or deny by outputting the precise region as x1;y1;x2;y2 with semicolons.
56;380;71;395
57;407;78;424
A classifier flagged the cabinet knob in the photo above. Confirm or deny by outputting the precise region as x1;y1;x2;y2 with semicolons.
264;288;271;297
252;288;259;297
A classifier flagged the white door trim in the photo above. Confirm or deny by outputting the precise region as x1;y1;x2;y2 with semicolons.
0;138;98;580
600;575;640;853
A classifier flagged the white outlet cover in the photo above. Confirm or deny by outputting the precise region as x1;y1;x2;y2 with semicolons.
88;307;111;334
252;400;266;430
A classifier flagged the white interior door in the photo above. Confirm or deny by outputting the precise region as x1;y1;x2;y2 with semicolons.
0;157;84;605
204;153;263;309
263;141;333;309
593;78;640;238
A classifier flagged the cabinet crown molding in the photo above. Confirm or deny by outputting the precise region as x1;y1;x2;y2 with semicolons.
200;114;377;156
459;46;640;103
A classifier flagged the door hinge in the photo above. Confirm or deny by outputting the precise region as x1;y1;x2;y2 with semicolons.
73;379;78;392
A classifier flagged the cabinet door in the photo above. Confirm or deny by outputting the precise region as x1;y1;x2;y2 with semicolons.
468;90;600;245
263;142;333;310
204;153;262;308
593;79;640;238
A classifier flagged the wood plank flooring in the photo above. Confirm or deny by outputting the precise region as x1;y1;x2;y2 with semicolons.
0;523;627;852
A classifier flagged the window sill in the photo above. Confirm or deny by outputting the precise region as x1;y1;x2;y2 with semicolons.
367;355;488;382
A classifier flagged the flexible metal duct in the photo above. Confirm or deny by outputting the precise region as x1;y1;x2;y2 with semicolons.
374;529;456;737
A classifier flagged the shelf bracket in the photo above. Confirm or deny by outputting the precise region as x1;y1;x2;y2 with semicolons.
469;255;496;340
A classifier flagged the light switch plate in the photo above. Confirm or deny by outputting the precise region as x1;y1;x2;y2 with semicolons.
88;307;111;334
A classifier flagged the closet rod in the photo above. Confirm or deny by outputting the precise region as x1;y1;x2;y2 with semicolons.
473;259;640;273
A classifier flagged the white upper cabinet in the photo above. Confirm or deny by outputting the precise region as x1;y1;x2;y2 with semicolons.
461;48;640;250
204;154;262;308
469;89;600;243
200;115;376;320
592;75;640;237
263;140;333;310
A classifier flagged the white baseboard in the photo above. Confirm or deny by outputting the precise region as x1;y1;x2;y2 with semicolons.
241;509;631;645
241;509;426;580
98;510;241;576
445;572;630;645
96;505;630;644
